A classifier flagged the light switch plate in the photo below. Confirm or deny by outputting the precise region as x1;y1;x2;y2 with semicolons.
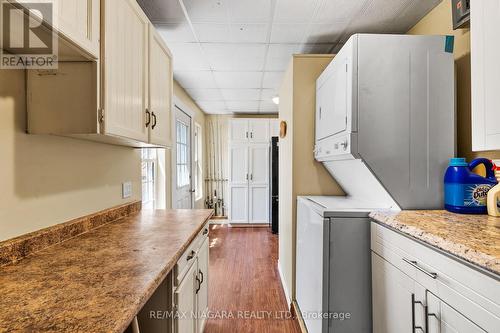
122;181;132;199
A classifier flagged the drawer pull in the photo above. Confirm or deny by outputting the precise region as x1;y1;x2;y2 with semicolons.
186;250;196;261
195;275;201;294
411;294;425;333
403;258;438;279
203;228;209;236
199;269;204;285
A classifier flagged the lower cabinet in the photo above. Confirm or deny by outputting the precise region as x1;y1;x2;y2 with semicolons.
128;224;209;333
175;237;209;333
371;222;499;333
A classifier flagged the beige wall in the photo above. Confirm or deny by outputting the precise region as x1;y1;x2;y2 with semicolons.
278;55;343;303
0;70;141;242
408;0;500;161
173;80;207;209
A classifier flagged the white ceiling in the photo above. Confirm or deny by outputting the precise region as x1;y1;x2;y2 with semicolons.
137;0;441;114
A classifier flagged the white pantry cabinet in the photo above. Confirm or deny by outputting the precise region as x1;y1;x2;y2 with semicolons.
471;0;500;151
27;0;173;148
228;142;269;224
371;222;500;333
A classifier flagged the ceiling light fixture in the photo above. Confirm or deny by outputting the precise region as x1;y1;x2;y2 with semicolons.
272;96;280;105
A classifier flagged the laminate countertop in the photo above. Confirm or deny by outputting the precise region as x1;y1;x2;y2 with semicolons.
370;210;500;277
0;209;213;333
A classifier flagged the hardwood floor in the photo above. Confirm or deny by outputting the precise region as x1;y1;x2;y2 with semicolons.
204;225;301;333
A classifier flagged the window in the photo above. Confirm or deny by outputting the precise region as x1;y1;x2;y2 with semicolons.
176;120;190;188
194;123;203;201
141;149;157;210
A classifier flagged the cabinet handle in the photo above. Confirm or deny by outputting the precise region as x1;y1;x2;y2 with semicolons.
250;132;253;139
151;112;157;129
195;275;201;294
425;305;438;332
246;173;248;181
411;294;425;333
250;174;253;181
145;109;151;127
203;228;208;236
186;250;196;261
403;258;438;279
199;269;204;285
246;132;248;139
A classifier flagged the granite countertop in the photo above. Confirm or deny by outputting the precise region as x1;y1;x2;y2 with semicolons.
0;209;213;333
370;210;500;276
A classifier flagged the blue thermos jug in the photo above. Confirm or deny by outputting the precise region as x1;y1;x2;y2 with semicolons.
444;158;498;214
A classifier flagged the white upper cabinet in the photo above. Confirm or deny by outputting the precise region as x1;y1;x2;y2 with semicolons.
249;119;270;142
229;119;271;143
55;0;100;59
229;119;250;142
471;0;500;151
26;0;174;148
103;0;149;143
148;26;173;146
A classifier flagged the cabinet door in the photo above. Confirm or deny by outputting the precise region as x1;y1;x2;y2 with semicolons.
175;261;198;333
55;0;100;58
249;120;270;142
196;238;209;333
270;119;280;138
149;26;173;146
372;253;425;333
471;0;500;151
229;186;248;223
249;144;269;185
427;292;486;333
103;0;149;142
249;186;269;224
229;144;249;223
229;119;249;142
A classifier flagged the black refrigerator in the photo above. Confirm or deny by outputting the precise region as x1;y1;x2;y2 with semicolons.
270;137;279;234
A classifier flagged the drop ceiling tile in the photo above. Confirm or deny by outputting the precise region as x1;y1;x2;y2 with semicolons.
168;43;210;70
265;44;300;71
262;71;285;89
156;22;196;43
183;0;230;23
193;23;232;42
299;43;334;54
228;0;272;23
221;89;261;101
314;0;363;24
196;101;227;111
304;24;344;44
260;100;279;112
260;88;278;101
203;44;267;71
274;0;319;24
174;71;217;89
214;71;263;88
137;0;185;24
270;24;308;43
226;100;260;110
186;88;223;101
230;23;268;43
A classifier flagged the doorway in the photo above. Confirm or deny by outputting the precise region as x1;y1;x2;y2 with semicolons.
173;106;194;209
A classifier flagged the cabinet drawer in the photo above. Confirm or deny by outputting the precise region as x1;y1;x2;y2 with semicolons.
371;222;500;332
175;224;209;285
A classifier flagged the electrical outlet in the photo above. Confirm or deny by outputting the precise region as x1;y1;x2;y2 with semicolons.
122;181;132;199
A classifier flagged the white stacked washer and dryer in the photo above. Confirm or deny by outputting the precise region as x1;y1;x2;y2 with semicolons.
295;34;456;333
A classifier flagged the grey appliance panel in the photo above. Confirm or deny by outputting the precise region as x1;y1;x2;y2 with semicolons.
327;216;372;333
356;34;455;209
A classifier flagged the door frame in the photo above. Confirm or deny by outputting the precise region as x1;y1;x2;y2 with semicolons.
172;96;195;209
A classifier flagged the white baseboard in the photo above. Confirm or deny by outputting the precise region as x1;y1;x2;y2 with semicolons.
277;259;291;309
